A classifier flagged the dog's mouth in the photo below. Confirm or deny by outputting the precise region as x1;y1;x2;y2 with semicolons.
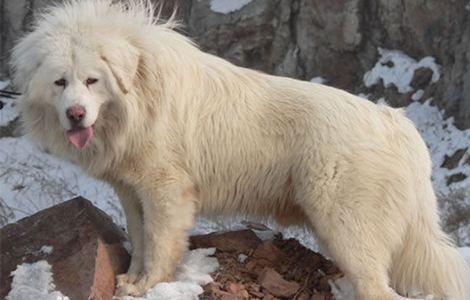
66;126;94;149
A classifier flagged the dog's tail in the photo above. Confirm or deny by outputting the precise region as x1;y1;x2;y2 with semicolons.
391;180;470;300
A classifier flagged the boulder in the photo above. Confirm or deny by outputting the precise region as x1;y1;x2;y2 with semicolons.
0;197;130;300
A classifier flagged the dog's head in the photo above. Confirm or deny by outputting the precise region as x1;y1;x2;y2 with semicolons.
11;25;140;151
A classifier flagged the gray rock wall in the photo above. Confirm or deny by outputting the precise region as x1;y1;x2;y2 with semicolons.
1;0;469;128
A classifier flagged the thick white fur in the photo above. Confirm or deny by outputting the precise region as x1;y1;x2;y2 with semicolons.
10;1;469;299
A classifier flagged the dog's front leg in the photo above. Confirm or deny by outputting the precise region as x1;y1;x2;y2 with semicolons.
115;173;197;297
112;183;144;287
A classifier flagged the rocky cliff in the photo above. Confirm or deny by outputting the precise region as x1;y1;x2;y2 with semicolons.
1;0;469;129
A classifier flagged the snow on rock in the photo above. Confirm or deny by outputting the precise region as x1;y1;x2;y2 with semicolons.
238;253;248;263
172;248;219;286
0;98;18;126
252;228;277;241
6;261;69;300
411;89;424;101
364;48;441;93
330;277;355;300
310;76;326;84
278;226;320;252
191;217;247;236
210;0;252;14
0;80;17;127
406;100;470;244
123;248;219;300
39;246;53;255
460;247;470;266
406;100;470;197
0;80;9;89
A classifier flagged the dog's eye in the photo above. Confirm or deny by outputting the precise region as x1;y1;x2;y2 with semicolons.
54;79;67;87
86;78;98;85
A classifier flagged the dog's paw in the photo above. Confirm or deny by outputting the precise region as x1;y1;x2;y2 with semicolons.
114;273;143;297
114;273;161;297
116;273;138;286
114;282;145;297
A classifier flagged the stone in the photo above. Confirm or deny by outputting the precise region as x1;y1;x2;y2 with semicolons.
0;197;130;299
252;241;286;263
296;291;311;300
311;294;327;300
226;282;246;294
411;67;434;90
204;282;246;300
262;295;279;300
258;267;300;298
220;294;244;300
441;148;468;170
224;282;250;299
190;229;262;253
446;173;468;185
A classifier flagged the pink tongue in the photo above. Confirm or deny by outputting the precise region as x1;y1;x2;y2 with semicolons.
67;127;94;149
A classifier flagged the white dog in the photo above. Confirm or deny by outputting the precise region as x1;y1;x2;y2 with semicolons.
10;1;469;299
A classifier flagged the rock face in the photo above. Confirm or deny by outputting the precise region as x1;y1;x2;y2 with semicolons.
187;0;470;129
1;0;469;128
0;197;130;300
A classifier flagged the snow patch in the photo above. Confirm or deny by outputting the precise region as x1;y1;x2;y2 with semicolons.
405;101;470;196
210;0;252;14
0;80;9;90
330;277;355;300
406;100;470;244
0;137;122;227
459;247;470;266
411;89;424;101
364;48;441;93
0;80;18;127
310;77;326;84
191;217;247;236
251;229;276;241
6;260;69;300
39;246;53;255
0;96;18;127
357;93;371;100
376;97;388;105
123;248;219;300
238;253;248;263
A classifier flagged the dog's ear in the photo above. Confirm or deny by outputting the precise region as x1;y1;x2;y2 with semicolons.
10;31;44;92
101;39;140;94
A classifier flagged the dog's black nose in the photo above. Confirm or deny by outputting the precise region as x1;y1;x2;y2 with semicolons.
66;105;86;124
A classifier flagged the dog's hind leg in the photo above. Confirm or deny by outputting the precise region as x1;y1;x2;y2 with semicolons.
113;183;144;286
305;202;399;300
296;167;407;300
